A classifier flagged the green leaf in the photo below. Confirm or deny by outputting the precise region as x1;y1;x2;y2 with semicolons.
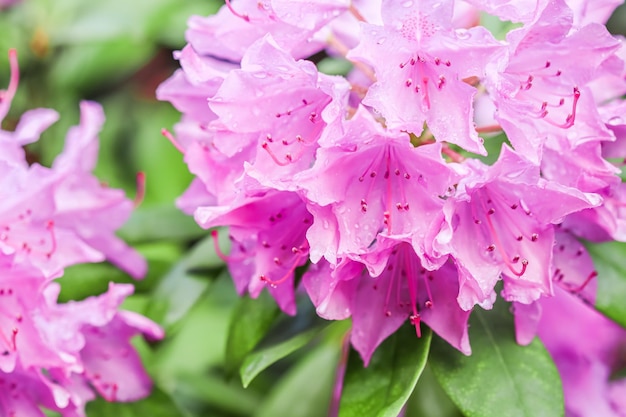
339;325;432;417
225;291;280;374
85;386;185;417
256;341;341;417
145;233;224;328
406;364;463;417
430;300;564;417
174;371;262;416
317;57;353;76
240;328;319;388
585;240;626;328
119;205;205;243
49;37;155;92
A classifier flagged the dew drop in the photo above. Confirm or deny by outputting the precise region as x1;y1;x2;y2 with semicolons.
608;116;624;126
455;28;471;40
402;0;413;6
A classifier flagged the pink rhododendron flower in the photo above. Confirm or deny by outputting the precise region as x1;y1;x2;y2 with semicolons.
298;108;459;270
538;287;626;417
482;0;619;163
159;2;626;400
436;145;600;309
0;49;162;416
349;0;500;154
1;52;146;279
304;240;470;364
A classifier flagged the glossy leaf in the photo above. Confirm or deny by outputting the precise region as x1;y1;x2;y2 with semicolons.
430;301;564;417
85;386;185;417
585;240;626;328
225;291;281;374
240;328;319;388
145;233;224;328
339;326;432;417
119;205;205;243
256;340;341;417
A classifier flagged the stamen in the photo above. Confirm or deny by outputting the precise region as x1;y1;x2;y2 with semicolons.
481;200;530;277
161;128;185;153
225;0;251;22
45;221;56;259
475;124;503;134
568;271;598;294
261;142;290;166
0;49;19;122
211;230;231;263
348;3;366;22
260;248;304;288
133;172;146;207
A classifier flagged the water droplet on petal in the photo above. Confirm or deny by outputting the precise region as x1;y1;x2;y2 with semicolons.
402;0;413;7
608;116;624;126
455;28;471;40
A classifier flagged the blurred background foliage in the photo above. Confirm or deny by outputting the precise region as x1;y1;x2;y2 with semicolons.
1;1;625;416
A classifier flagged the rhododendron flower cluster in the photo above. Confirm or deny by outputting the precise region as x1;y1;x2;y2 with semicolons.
158;0;626;414
1;50;163;416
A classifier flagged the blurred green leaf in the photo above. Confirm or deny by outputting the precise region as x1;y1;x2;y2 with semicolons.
225;291;281;375
317;57;353;76
339;326;431;417
257;340;340;417
152;275;237;381
131;101;195;206
430;300;564;417
145;233;223;328
406;364;463;417
175;372;261;417
585;240;626;328
49;37;155;92
119;205;204;243
85;386;185;417
240;327;319;388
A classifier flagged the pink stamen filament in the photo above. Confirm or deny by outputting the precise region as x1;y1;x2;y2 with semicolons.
326;35;376;82
0;49;19;122
480;203;529;277
0;326;18;352
406;269;421;337
225;0;250;21
442;144;465;163
260;248;304;287
211;230;231;263
45;221;57;258
0;326;17;352
133;172;146;207
475;124;503;134
348;3;366;22
161;128;185;153
275;99;311;118
568;271;598;294
261;141;307;166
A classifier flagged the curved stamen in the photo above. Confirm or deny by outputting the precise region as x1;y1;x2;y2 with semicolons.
45;220;57;259
161;128;185;153
134;172;146;207
0;49;19;122
225;0;251;22
260;247;304;287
